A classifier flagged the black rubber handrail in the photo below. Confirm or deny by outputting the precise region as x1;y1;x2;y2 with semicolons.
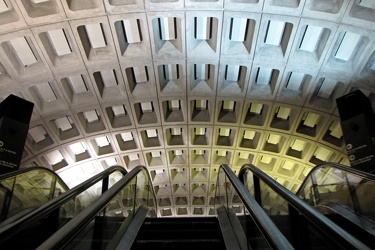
239;164;370;250
218;164;294;250
37;165;156;250
0;165;127;243
296;162;375;195
0;166;69;190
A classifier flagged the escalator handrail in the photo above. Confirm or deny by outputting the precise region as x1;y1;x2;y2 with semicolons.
36;165;156;250
219;164;294;250
0;165;127;242
240;164;370;250
0;166;69;190
296;162;375;195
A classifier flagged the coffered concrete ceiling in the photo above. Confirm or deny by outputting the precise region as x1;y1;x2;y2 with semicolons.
1;0;375;217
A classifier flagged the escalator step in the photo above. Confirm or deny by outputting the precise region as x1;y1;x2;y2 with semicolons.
135;228;222;240
132;238;226;250
131;217;225;250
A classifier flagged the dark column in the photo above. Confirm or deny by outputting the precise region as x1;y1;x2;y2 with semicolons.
336;90;375;173
0;95;34;175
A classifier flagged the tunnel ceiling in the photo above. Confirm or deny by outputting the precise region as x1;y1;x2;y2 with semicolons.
1;0;375;217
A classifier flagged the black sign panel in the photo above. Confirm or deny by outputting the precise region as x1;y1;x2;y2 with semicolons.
0;95;33;175
0;117;30;174
337;90;375;173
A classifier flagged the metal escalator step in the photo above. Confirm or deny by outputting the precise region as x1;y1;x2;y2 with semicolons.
131;217;225;250
135;228;222;240
132;238;226;250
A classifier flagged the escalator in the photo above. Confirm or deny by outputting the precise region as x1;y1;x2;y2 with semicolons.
0;166;127;249
240;163;375;249
1;163;373;249
35;165;293;250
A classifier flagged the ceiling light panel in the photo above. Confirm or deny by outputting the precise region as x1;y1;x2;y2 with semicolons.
171;128;182;135
132;66;148;83
141;102;153;113
194;64;210;81
163;64;179;81
83;110;100;123
256;67;273;85
299;25;324;52
285;72;305;91
47;29;71;56
122;19;142;43
29;126;47;143
9;37;38;67
230;18;248;42
112;105;126;117
328;120;343;139
225;65;241;81
55;116;73;131
334;32;361;61
95;136;110;147
45;150;64;165
159;17;176;41
85;23;107;49
0;0;8;12
313;146;333;162
290;139;306;152
146;129;158;138
69;142;87;155
195;17;211;40
276;107;291;120
121;132;133;141
243;130;256;140
317;78;336;99
265;20;285;46
35;82;57;103
303;112;320;128
100;70;117;87
249;103;263;114
68;75;87;94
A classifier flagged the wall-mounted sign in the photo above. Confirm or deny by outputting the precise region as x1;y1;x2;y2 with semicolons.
0;95;34;175
336;90;375;174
